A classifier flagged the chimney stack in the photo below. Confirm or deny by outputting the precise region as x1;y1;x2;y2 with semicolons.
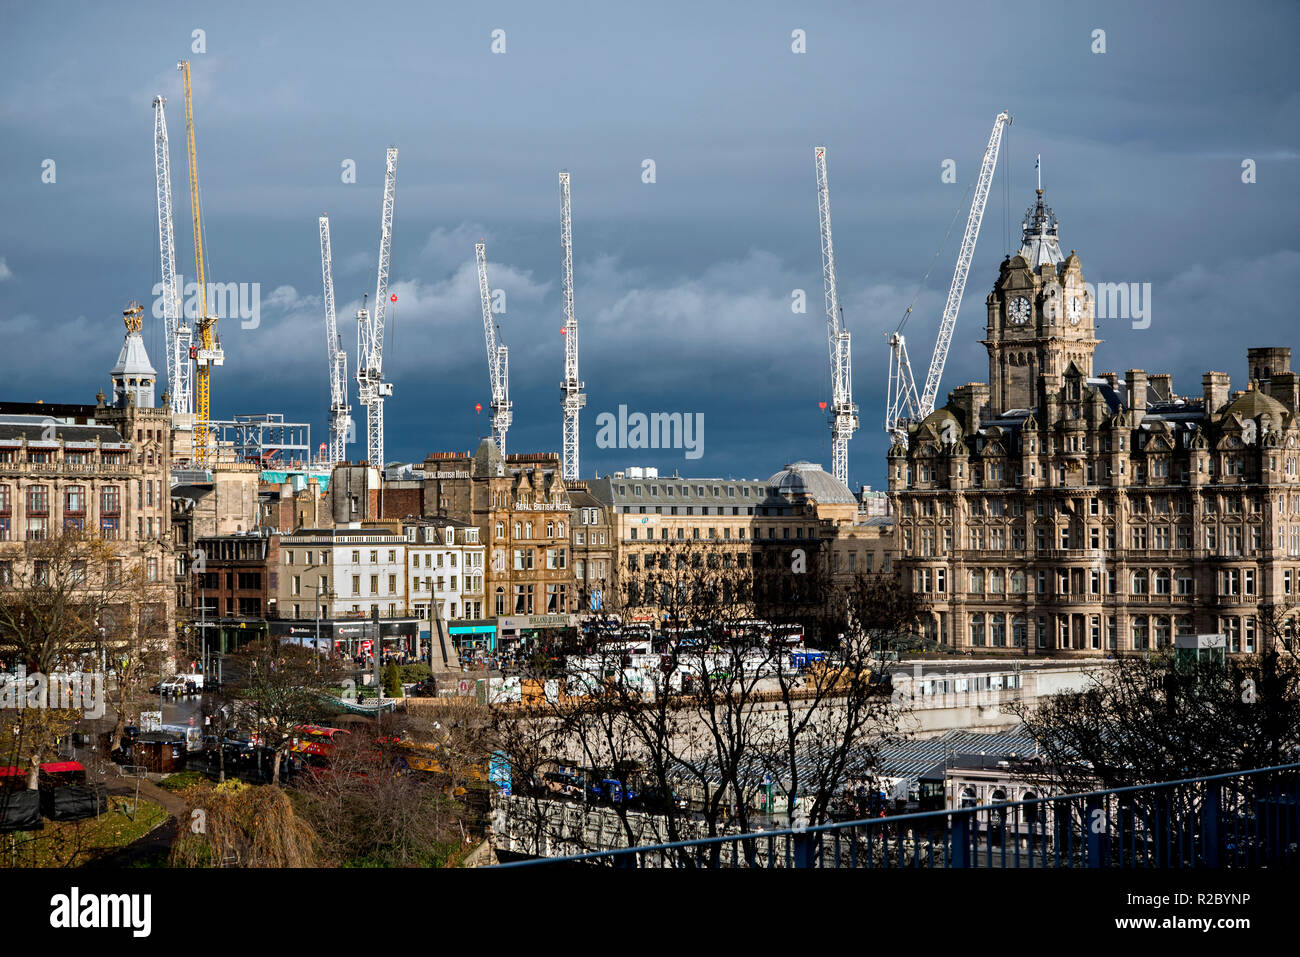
1203;372;1230;417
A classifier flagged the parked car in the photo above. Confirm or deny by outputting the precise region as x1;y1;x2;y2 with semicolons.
589;778;638;806
219;734;257;767
541;770;586;801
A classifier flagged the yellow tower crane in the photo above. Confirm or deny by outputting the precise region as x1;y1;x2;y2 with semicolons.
177;60;222;466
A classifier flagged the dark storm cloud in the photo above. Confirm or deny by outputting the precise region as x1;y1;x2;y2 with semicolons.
1;0;1296;489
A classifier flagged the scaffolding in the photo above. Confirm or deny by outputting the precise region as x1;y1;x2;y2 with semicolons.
208;413;314;467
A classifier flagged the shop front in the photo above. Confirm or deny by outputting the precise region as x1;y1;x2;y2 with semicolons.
448;620;498;658
269;618;420;659
496;614;574;659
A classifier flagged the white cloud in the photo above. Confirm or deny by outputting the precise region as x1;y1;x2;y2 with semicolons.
420;223;492;273
263;284;308;312
0;258;11;281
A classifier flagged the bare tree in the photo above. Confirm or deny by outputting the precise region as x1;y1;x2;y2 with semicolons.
1012;646;1300;793
295;723;471;867
0;530;172;787
221;638;340;785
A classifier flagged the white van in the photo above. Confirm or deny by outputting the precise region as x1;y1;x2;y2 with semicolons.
161;673;204;695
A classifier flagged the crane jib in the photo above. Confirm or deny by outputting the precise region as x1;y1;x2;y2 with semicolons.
886;111;1011;446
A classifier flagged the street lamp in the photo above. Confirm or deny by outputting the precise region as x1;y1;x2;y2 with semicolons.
302;568;332;667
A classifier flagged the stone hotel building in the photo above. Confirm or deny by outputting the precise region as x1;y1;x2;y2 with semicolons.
0;302;175;662
890;189;1300;656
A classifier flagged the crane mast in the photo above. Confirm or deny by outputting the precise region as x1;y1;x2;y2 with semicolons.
559;171;585;480
884;331;922;446
153;95;190;419
177;60;222;466
886;110;1010;446
476;243;512;456
356;147;397;468
814;147;858;489
319;216;351;465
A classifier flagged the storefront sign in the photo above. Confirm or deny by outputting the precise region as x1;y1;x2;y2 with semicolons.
497;614;572;632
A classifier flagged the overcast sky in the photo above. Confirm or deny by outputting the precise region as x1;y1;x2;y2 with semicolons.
2;1;1297;488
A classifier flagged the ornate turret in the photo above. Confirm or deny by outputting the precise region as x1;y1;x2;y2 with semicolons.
110;300;157;409
1019;188;1065;269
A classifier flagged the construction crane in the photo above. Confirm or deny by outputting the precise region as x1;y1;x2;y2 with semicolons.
885;111;1011;447
152;94;190;418
558;171;585;480
814;147;859;489
319;216;352;465
475;243;512;457
356;147;398;468
177;60;223;466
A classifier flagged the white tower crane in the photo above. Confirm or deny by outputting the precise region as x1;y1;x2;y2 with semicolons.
152;95;191;417
885;111;1011;446
476;243;512;457
814;146;859;489
356;147;398;468
559;171;585;480
319;215;352;465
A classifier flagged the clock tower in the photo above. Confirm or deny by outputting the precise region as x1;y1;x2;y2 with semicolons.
984;186;1100;415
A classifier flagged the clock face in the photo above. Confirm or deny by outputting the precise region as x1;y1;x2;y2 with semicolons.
1009;296;1030;324
1068;295;1082;325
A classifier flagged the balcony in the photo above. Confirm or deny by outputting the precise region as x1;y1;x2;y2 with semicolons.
1209;593;1259;607
0;460;137;477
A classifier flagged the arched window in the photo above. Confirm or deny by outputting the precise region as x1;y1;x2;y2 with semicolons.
1022;791;1039;825
524;522;532;539
1012;614;1027;647
1154;616;1171;648
959;787;978;809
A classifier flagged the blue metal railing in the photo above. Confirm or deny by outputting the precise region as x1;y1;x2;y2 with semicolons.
495;763;1300;868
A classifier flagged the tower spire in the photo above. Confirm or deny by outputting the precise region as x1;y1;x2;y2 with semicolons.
1019;171;1063;269
111;300;157;409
